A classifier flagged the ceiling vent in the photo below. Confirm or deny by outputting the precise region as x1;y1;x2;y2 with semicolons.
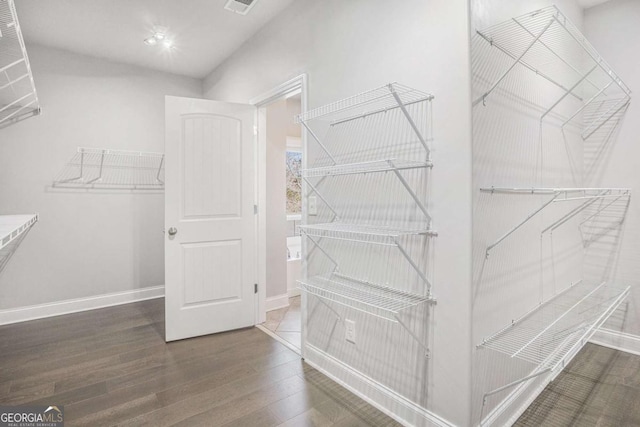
223;0;258;15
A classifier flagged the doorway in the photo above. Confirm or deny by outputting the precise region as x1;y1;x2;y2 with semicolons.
251;75;307;353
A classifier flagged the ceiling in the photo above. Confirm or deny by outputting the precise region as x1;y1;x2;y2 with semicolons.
577;0;613;9
15;0;294;79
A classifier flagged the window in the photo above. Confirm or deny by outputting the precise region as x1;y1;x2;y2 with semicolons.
286;150;302;214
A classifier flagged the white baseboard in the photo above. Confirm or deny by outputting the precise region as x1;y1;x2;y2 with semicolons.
304;343;455;427
288;287;300;298
0;286;164;325
266;293;290;312
590;328;640;356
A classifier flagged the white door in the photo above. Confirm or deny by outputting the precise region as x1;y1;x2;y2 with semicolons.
165;96;256;342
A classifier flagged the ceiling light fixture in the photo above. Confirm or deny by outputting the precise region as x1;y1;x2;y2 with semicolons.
143;28;174;49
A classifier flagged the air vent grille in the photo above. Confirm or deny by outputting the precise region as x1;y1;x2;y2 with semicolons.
223;0;257;15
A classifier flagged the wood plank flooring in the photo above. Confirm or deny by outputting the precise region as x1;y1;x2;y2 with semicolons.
0;298;400;427
515;343;640;426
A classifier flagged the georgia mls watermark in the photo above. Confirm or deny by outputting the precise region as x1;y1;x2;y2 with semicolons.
0;406;63;427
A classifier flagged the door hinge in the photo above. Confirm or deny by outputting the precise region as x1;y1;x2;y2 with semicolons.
254;204;258;214
254;283;258;294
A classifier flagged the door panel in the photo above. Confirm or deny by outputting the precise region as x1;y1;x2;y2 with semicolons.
182;114;241;218
165;96;256;342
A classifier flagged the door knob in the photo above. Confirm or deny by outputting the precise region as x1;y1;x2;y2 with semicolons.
168;227;178;236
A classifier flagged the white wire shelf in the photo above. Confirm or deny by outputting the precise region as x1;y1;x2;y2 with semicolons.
478;280;629;369
0;214;38;251
474;5;631;135
299;222;437;244
302;159;432;178
0;0;40;129
478;280;629;425
299;273;434;322
296;83;433;164
481;187;631;254
296;83;433;124
53;147;165;189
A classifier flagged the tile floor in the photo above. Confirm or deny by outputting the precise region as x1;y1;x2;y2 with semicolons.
264;296;301;350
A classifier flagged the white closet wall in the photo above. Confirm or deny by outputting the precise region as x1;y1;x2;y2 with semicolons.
470;1;634;425
584;0;640;348
203;0;473;425
0;45;201;316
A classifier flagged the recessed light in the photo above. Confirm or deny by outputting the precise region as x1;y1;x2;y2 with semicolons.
153;32;166;41
162;40;173;49
144;37;157;46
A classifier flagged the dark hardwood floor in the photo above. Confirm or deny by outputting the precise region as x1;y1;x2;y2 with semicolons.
0;298;400;427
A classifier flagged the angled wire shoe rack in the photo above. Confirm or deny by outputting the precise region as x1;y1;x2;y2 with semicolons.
53;147;165;189
474;5;631;137
474;6;633;425
297;83;436;356
0;0;40;129
478;280;630;425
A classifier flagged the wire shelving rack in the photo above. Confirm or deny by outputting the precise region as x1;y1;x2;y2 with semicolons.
474;5;631;137
0;0;40;129
481;187;631;255
0;214;38;251
53;147;165;189
297;82;436;357
477;280;630;425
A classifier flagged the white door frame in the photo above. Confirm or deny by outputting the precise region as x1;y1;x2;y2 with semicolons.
249;74;308;329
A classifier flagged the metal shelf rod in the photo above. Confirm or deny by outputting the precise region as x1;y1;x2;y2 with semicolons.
543;191;609;234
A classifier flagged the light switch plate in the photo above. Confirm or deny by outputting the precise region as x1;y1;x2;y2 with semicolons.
308;196;317;215
345;319;356;344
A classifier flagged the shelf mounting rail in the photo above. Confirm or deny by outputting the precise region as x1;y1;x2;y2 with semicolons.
481;187;631;256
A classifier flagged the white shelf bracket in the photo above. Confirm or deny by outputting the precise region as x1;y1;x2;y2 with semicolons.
388;84;431;157
300;120;338;165
394;237;432;296
302;231;340;272
394;314;431;359
485;192;559;256
388;160;432;224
